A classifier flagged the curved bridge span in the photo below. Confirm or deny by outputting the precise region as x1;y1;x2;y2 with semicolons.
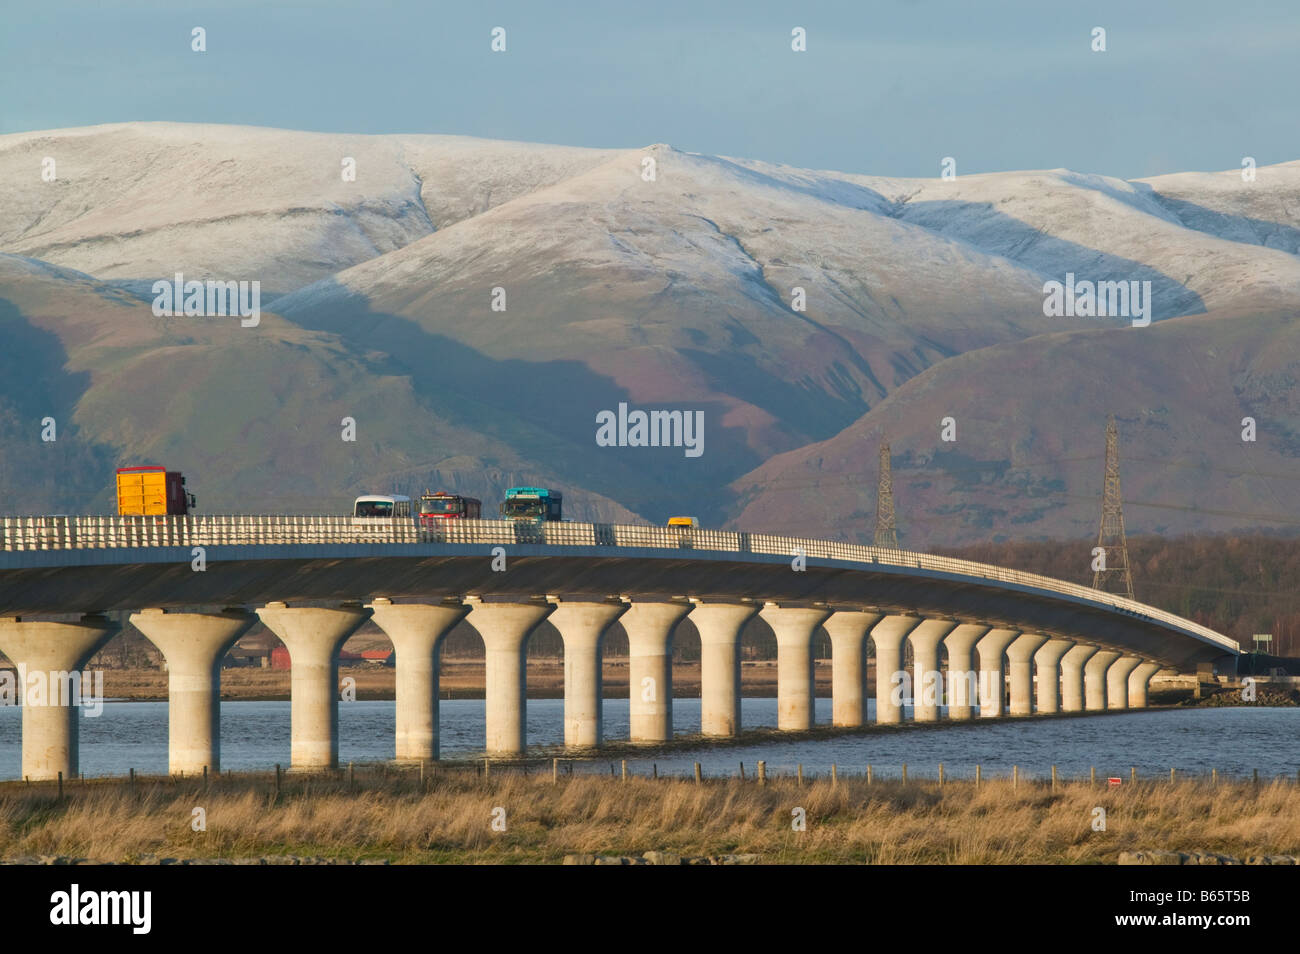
0;515;1238;781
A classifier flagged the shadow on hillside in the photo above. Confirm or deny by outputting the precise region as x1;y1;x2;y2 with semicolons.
1131;185;1300;257
0;298;119;512
276;283;760;523
890;199;1208;321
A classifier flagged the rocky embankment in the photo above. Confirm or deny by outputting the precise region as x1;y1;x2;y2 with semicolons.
1179;685;1300;708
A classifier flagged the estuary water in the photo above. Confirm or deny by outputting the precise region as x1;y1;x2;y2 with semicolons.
0;699;1295;782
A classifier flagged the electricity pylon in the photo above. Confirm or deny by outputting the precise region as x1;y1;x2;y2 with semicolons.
874;442;899;549
1092;414;1135;599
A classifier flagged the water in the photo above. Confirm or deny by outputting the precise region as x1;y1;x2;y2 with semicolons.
0;699;1295;781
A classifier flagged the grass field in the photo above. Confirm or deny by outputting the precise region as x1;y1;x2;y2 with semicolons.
2;766;1296;864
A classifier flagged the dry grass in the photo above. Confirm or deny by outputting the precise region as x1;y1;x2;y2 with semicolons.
2;769;1297;864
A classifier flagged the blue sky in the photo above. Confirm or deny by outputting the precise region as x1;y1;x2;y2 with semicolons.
2;0;1297;178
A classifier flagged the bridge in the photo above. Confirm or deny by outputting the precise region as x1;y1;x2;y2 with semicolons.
0;515;1239;781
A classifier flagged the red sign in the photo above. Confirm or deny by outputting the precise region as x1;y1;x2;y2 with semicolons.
1107;777;1122;786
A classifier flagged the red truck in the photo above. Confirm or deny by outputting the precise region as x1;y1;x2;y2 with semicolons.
417;490;481;527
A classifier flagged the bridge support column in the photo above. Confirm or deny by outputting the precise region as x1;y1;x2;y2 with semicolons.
909;619;957;722
975;628;1019;718
691;601;759;737
1107;655;1143;710
870;615;922;724
549;599;627;749
1005;633;1048;716
760;603;831;731
0;614;118;781
1060;644;1098;712
129;608;255;775
464;597;554;756
1084;650;1122;711
943;624;989;720
622;601;691;743
367;598;469;761
1128;661;1162;708
256;601;372;770
825;611;883;727
1032;639;1074;714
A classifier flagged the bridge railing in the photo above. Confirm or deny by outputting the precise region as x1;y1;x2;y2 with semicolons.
0;514;1236;652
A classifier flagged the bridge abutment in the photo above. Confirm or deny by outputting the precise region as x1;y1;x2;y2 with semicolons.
464;597;554;756
129;608;255;775
825;610;882;727
871;615;922;724
909;619;957;722
690;601;758;736
256;601;372;770
549;598;627;749
0;614;118;781
367;598;469;761
975;628;1019;718
1084;650;1122;711
1032;639;1074;714
1006;632;1048;716
943;624;989;720
622;600;692;742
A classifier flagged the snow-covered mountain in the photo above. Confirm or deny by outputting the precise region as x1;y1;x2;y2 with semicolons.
1;122;1297;543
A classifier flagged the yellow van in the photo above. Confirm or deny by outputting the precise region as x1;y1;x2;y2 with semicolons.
667;516;700;528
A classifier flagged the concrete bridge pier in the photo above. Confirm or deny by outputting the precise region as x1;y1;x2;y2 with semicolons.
1128;661;1163;708
1084;650;1122;711
548;598;627;749
1005;632;1048;716
909;619;957;722
690;600;758;736
1060;644;1099;712
975;628;1019;717
871;615;922;724
256;601;372;770
943;624;990;720
1032;639;1075;714
366;598;470;761
824;610;883;727
760;603;831;731
0;614;118;781
464;597;554;756
129;608;255;775
621;600;692;743
1107;655;1143;709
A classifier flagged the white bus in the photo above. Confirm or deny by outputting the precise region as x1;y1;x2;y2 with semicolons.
352;494;412;525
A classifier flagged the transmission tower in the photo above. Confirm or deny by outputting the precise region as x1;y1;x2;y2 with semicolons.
874;441;899;549
1092;414;1135;598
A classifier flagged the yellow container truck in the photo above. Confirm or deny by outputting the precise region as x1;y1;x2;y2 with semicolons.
115;466;196;515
